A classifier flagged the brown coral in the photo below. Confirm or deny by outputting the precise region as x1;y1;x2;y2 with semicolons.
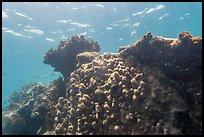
43;35;100;78
3;32;202;135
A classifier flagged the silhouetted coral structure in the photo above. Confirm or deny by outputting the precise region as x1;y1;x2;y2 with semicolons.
43;35;100;78
2;32;202;135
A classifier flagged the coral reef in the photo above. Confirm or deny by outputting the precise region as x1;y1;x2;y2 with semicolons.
2;78;66;135
119;32;202;118
76;52;99;67
43;35;100;78
3;32;202;135
120;32;202;84
3;83;47;135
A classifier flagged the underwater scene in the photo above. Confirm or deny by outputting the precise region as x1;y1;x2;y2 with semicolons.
2;2;202;135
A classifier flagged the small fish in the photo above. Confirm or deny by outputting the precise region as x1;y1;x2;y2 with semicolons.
2;72;7;77
131;31;136;37
34;74;39;78
36;127;42;135
50;73;56;76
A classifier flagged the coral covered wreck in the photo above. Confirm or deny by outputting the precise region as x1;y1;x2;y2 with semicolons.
2;32;202;135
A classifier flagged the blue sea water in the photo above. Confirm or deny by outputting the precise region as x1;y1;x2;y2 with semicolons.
2;2;202;109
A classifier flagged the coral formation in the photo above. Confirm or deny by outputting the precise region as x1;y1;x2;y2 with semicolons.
43;35;100;78
3;32;202;135
119;32;202;110
76;51;99;67
2;78;66;135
